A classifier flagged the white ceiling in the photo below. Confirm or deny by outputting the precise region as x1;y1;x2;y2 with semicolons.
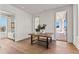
11;4;71;15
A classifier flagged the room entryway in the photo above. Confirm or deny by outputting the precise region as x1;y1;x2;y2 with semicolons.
55;11;67;42
0;12;15;40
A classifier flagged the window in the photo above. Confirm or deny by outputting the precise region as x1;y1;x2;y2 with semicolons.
55;19;61;28
64;18;67;28
0;15;7;32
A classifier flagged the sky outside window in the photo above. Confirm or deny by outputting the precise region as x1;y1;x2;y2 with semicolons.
0;15;7;32
0;15;7;26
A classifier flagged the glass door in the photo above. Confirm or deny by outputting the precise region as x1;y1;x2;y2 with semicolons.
0;15;8;39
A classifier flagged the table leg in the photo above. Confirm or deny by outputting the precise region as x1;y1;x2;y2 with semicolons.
50;37;52;42
31;35;33;45
37;36;39;41
46;37;49;49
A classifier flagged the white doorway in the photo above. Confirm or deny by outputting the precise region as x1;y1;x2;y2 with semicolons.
55;11;67;41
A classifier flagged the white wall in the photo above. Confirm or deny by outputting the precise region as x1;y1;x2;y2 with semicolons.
38;11;55;33
33;5;73;42
73;4;79;50
0;4;32;41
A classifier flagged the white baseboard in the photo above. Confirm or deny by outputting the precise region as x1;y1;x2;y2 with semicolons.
15;37;30;42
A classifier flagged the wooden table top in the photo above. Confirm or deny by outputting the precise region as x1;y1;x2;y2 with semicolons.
29;32;53;37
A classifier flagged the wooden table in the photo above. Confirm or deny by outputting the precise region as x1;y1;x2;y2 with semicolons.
29;33;53;48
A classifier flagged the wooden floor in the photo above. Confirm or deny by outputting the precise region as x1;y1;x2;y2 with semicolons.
0;38;79;54
56;33;67;41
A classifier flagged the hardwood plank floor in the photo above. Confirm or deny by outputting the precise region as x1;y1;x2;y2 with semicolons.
56;33;67;41
0;38;79;54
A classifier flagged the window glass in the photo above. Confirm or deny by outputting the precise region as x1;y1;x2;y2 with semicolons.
0;15;7;32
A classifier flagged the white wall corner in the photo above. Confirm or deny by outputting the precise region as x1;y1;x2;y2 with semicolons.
73;36;79;50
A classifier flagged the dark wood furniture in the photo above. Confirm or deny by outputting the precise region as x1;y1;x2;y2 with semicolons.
29;33;53;48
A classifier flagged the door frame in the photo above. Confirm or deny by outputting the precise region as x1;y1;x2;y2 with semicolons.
54;10;68;42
